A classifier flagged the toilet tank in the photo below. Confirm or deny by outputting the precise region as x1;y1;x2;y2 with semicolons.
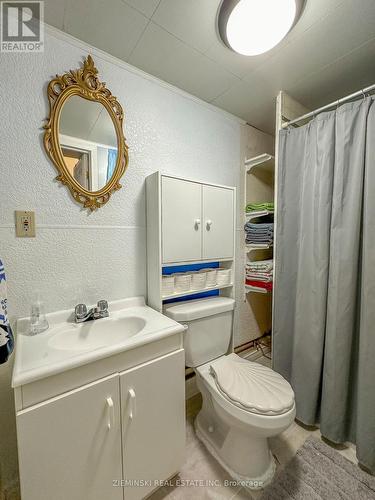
164;297;235;367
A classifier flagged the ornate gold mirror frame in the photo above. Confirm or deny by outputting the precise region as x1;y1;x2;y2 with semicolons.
44;56;129;210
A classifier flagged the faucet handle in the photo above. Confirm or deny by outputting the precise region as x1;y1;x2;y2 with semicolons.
75;303;87;319
97;300;108;313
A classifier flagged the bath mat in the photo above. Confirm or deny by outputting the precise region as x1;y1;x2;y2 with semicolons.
260;436;375;500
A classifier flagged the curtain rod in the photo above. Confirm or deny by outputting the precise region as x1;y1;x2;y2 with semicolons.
282;83;375;128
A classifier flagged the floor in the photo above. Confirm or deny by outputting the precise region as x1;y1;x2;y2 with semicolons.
4;352;358;500
149;353;358;500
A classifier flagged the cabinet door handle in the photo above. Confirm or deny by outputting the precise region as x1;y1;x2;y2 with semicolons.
128;388;136;420
206;220;213;230
194;219;201;230
106;397;114;430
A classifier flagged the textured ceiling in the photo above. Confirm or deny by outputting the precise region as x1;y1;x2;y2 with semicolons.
45;0;375;134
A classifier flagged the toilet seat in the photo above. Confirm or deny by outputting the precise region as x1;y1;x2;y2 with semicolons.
165;295;296;488
207;354;294;416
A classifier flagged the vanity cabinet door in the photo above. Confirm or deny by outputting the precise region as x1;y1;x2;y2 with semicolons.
202;185;234;260
162;176;202;263
120;349;185;500
16;374;123;500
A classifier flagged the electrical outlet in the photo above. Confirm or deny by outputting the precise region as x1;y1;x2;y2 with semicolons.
15;211;36;237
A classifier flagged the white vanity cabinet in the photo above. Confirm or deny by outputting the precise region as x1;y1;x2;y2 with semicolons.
17;374;123;500
160;175;235;263
120;350;185;500
15;347;185;500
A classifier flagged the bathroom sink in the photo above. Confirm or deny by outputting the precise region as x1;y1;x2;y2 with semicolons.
48;316;146;352
12;297;185;387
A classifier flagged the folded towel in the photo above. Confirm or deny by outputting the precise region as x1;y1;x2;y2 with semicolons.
246;268;273;275
246;236;274;244
246;272;272;278
246;271;273;277
246;259;273;272
244;221;274;232
246;274;273;282
246;279;273;291
0;259;14;365
246;232;274;240
246;233;273;240
245;223;274;244
246;202;274;213
247;259;273;266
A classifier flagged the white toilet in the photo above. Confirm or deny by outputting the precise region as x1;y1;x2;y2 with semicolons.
164;296;295;490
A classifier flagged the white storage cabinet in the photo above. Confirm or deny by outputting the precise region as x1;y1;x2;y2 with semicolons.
146;172;236;311
161;176;234;263
16;349;185;500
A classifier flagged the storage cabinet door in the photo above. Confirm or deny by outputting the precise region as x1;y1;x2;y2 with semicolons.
162;177;202;262
202;185;234;259
17;374;123;500
120;350;185;500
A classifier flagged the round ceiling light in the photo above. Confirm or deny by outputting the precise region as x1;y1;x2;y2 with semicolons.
217;0;306;56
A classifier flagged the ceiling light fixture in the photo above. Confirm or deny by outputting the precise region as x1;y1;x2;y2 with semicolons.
217;0;306;56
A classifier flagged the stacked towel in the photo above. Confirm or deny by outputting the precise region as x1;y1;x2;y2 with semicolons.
246;202;274;213
245;279;273;292
0;259;14;365
246;259;273;283
244;222;274;245
246;259;273;273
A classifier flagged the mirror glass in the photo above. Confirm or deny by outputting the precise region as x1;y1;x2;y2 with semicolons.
58;96;118;192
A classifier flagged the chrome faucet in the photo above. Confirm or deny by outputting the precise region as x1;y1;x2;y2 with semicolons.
74;300;109;323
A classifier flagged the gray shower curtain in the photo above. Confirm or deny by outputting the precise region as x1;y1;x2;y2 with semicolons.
274;97;375;473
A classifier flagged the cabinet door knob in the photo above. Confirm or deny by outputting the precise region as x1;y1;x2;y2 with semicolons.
128;388;136;420
194;219;201;230
206;220;213;230
106;397;114;430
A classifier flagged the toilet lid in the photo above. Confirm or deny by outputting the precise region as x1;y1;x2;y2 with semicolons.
209;354;294;416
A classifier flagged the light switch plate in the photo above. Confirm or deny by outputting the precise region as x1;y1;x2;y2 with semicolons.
15;211;36;237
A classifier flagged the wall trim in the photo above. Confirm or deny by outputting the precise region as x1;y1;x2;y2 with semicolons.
0;224;144;230
44;23;246;127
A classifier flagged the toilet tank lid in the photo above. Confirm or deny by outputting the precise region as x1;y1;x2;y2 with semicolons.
164;297;235;321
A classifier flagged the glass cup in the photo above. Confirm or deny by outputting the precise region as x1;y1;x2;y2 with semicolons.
30;301;49;335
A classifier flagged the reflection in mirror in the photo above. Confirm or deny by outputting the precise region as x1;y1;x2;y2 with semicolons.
59;96;118;192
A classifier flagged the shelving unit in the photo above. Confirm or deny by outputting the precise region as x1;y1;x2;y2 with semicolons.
244;153;274;302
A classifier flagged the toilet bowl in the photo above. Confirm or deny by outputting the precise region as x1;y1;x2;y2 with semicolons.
164;297;295;490
195;355;295;489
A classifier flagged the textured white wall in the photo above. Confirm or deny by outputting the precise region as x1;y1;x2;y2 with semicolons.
0;26;272;494
0;33;242;319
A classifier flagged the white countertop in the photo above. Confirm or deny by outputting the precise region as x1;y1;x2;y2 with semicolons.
12;297;185;387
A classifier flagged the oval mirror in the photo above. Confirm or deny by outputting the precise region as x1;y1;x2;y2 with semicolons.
58;96;118;192
44;56;128;210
